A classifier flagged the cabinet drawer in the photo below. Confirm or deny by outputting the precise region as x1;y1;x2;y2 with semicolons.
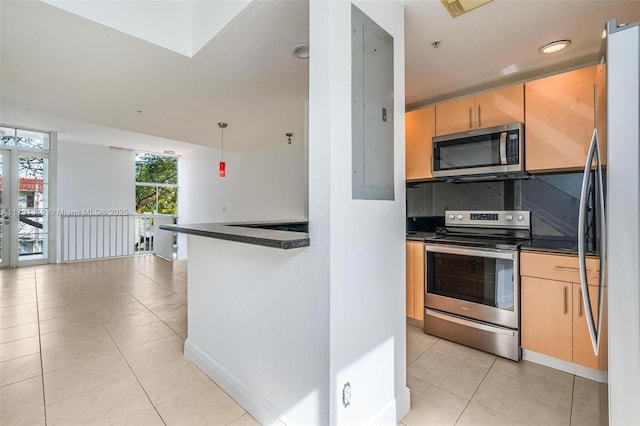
520;251;601;285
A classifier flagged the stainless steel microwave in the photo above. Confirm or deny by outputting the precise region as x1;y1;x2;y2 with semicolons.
432;122;524;178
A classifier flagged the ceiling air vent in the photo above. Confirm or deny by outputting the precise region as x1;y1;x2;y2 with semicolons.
441;0;493;17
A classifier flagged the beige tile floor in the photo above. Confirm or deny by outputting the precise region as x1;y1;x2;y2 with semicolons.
1;256;257;426
402;325;608;426
1;256;607;426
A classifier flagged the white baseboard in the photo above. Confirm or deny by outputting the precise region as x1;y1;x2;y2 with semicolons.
368;398;396;426
394;386;411;424
184;339;294;426
366;386;410;426
185;339;413;426
522;349;608;383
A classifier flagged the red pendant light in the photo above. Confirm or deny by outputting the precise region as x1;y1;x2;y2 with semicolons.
217;122;228;178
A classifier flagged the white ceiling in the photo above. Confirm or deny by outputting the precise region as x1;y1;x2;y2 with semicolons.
1;0;309;153
1;0;639;153
405;0;640;109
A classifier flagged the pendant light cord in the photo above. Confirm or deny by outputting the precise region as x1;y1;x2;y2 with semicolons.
218;122;228;161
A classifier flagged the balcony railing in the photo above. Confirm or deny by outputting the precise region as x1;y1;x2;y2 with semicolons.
59;213;176;262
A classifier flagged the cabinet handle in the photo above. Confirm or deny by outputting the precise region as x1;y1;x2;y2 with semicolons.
563;286;567;315
477;105;482;127
554;266;595;273
578;289;583;317
469;107;473;129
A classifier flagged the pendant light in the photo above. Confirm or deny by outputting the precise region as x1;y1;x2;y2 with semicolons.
218;122;228;178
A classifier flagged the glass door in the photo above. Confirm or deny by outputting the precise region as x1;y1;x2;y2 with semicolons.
0;150;10;268
17;155;49;264
0;126;51;267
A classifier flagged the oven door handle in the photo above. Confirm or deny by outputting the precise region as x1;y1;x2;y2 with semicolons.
424;243;516;260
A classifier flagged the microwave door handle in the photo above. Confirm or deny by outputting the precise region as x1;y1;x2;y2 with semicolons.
499;132;507;165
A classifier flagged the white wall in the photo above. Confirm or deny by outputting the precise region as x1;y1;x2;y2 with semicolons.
186;2;407;423
57;141;135;212
179;112;328;426
43;0;193;56
310;1;408;423
176;145;237;259
186;235;329;425
56;140;136;262
226;141;307;222
177;141;307;259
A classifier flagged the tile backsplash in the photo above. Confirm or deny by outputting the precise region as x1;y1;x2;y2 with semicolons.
407;171;598;241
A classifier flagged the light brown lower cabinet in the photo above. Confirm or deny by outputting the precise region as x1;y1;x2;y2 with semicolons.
521;251;607;370
521;276;573;362
573;283;608;370
406;241;424;321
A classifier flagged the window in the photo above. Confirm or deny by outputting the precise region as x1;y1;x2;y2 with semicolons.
0;126;50;149
135;153;178;215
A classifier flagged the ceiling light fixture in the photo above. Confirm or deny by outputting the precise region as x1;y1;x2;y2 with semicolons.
441;0;493;18
286;133;293;144
291;43;309;59
218;122;228;178
538;39;572;54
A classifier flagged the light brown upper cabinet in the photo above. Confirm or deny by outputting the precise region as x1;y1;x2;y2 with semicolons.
525;65;607;172
435;84;524;136
406;106;435;181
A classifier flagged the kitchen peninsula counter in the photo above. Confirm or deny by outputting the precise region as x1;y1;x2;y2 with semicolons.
160;221;309;250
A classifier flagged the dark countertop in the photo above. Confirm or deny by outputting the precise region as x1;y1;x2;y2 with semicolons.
406;233;600;257
406;231;436;242
522;238;600;257
160;221;309;250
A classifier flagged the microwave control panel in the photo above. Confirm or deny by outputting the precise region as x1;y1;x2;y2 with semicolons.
506;131;520;164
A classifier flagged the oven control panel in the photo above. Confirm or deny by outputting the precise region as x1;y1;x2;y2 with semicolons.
445;210;531;229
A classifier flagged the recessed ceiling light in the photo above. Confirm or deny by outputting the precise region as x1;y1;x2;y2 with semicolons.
291;43;309;59
538;39;572;54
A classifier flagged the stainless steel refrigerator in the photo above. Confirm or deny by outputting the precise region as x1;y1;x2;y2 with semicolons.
605;19;640;425
579;18;640;425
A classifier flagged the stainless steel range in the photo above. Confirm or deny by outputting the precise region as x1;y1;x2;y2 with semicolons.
423;210;531;361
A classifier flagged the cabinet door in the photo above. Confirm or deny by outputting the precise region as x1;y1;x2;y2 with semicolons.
525;66;597;172
573;284;608;370
412;242;425;321
435;95;476;135
406;241;415;318
521;276;572;362
406;106;435;181
475;84;524;129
